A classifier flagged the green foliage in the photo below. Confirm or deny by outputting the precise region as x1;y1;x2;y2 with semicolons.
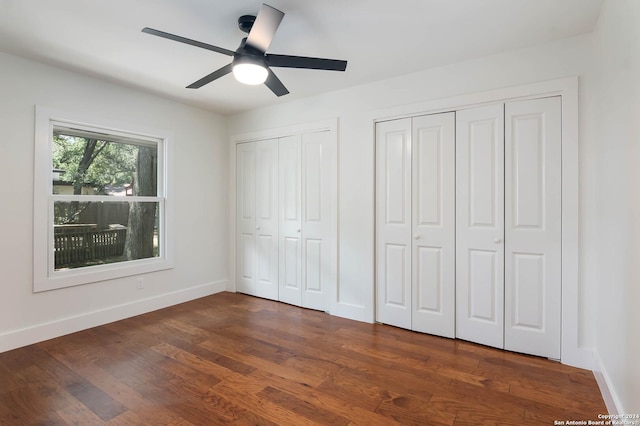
52;135;137;194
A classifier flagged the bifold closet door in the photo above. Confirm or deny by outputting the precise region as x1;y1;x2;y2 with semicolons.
376;118;412;329
236;142;256;296
376;113;455;336
504;96;561;359
236;139;279;301
456;98;562;358
411;113;455;337
278;135;302;306
456;104;505;349
279;132;332;311
376;97;562;358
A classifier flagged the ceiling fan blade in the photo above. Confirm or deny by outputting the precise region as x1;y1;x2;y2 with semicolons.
264;69;289;97
267;54;347;71
142;27;234;57
245;4;284;53
186;63;233;89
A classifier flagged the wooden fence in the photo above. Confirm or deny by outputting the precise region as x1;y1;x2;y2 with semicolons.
54;225;127;268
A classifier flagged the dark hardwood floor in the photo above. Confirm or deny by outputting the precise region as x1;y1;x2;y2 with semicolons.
0;292;606;425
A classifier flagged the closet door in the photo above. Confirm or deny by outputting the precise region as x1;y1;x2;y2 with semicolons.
236;139;279;301
236;142;256;295
504;97;562;359
279;135;302;306
301;131;332;311
279;131;333;311
376;118;412;329
456;104;505;349
411;113;456;337
254;139;279;300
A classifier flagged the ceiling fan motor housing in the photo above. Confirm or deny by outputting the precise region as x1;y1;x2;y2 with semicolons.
233;38;267;66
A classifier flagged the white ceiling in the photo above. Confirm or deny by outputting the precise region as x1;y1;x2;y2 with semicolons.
0;0;603;115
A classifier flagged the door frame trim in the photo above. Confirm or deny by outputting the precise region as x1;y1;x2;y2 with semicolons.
372;77;588;369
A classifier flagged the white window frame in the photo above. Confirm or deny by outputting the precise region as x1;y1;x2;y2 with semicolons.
34;106;173;292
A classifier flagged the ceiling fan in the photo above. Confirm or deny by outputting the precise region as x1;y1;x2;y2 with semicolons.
142;3;348;97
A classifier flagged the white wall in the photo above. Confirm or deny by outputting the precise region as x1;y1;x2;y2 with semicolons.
591;0;640;414
0;52;229;352
228;34;598;344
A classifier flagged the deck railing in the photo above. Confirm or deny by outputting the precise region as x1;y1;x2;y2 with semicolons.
54;225;127;268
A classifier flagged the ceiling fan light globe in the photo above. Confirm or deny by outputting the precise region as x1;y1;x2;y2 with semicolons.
233;63;268;85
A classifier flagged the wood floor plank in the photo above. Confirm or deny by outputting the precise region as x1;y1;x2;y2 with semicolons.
0;362;21;396
335;327;482;371
12;344;129;422
163;417;198;426
198;338;330;388
227;410;279;426
0;292;606;425
64;379;128;421
375;395;455;426
137;385;244;425
0;384;71;425
150;341;238;382
55;400;107;425
429;395;525;426
207;320;340;366
208;381;319;426
332;353;449;399
257;385;351;425
65;362;181;425
253;370;398;426
315;376;384;412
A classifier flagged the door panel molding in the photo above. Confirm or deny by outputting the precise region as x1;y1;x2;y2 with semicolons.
456;104;505;349
412;113;456;337
504;96;562;359
376;118;412;330
375;113;455;337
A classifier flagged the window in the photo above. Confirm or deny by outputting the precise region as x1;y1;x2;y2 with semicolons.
34;107;173;292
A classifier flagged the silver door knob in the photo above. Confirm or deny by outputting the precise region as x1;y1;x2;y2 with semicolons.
256;226;260;230
297;229;301;233
414;235;420;240
493;237;502;243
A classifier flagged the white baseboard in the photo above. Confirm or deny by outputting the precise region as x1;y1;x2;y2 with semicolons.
592;350;624;415
330;301;372;324
0;280;227;354
561;345;594;370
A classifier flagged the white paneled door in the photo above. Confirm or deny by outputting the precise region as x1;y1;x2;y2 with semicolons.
456;98;562;358
376;118;412;329
456;104;505;349
300;131;332;311
376;113;456;337
279;131;332;311
412;113;456;337
236;142;256;296
278;135;303;306
236;139;279;301
504;97;562;359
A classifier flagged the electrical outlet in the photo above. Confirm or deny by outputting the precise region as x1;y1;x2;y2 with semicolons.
136;277;144;290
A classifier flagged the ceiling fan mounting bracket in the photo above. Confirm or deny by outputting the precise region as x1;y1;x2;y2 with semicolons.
238;15;256;34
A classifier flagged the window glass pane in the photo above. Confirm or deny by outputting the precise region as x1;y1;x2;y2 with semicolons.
52;131;158;197
53;201;159;270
